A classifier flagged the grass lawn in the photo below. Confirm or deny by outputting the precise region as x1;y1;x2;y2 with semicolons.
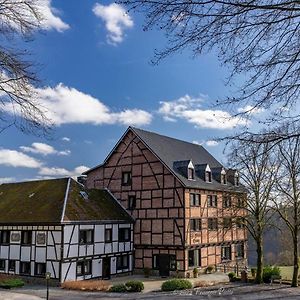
278;266;294;280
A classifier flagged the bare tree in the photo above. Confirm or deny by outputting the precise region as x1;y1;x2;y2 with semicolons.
122;0;300;140
0;0;52;136
273;134;300;287
228;141;277;283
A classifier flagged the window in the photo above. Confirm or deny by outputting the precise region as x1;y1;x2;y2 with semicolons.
20;262;30;275
0;230;10;244
236;243;245;258
208;218;218;230
207;195;217;207
8;260;16;272
0;259;5;271
223;196;232;208
118;228;130;242
117;255;129;270
36;232;46;245
35;263;46;276
190;193;200;206
205;171;212;182
76;260;92;276
223;218;232;228
105;228;112;243
221;173;227;184
236;217;245;229
79;230;94;244
188;250;201;267
237;197;245;208
122;172;132;185
234;174;239;186
188;167;195;180
169;255;176;270
21;231;32;245
128;195;136;210
190;219;201;231
221;245;232;261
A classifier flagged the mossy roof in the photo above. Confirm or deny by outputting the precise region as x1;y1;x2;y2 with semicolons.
0;178;133;224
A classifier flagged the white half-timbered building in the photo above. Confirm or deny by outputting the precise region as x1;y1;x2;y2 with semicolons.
0;178;134;282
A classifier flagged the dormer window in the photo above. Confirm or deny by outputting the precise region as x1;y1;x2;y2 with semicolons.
204;164;212;182
221;169;227;184
234;173;239;186
188;161;195;180
188;168;195;180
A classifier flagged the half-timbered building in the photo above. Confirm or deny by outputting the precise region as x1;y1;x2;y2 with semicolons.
84;127;247;277
0;177;134;282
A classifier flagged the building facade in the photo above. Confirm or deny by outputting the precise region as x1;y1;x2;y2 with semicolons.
0;178;134;282
84;127;247;277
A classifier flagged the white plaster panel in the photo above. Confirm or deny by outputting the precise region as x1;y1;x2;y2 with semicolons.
9;245;20;259
35;247;46;262
94;225;104;243
20;247;31;261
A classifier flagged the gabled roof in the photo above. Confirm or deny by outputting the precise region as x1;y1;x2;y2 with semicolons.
83;127;246;192
0;178;133;224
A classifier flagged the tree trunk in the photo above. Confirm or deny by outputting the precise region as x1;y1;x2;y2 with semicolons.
256;235;264;284
291;235;299;287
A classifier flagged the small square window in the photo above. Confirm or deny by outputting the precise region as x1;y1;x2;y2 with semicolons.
105;228;112;243
207;195;217;207
223;196;232;208
35;263;46;276
118;228;130;242
188;250;201;267
190;193;200;206
236;243;244;258
236;217;245;229
122;172;132;185
128;195;136;210
190;219;201;231
221;245;232;261
208;218;218;230
76;260;92;276
79;230;94;244
20;261;31;275
117;255;129;270
223;218;232;228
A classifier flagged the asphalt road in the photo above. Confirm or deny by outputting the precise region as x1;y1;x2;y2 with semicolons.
1;283;300;300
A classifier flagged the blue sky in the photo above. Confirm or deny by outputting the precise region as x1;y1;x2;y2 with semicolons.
0;0;258;183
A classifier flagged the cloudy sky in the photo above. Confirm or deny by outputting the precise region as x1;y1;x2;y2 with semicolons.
0;0;261;183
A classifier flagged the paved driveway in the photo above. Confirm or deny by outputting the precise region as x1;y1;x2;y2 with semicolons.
2;283;300;300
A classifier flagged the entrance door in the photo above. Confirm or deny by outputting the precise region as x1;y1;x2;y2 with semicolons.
158;254;170;277
102;257;111;279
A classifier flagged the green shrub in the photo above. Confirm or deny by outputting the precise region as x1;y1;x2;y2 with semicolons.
0;279;24;289
193;268;199;278
161;279;192;291
109;284;127;293
125;280;144;292
228;272;236;281
263;266;281;283
205;265;214;274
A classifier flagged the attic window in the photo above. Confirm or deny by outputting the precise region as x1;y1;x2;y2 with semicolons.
221;170;227;184
234;173;239;186
79;191;88;200
187;161;195;180
205;171;212;182
188;168;195;180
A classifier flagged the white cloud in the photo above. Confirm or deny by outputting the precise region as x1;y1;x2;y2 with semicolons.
34;83;152;126
0;177;15;184
38;0;70;32
159;95;247;130
237;105;264;115
0;149;42;168
38;165;89;177
192;140;219;147
93;3;133;45
20;142;70;156
62;137;71;142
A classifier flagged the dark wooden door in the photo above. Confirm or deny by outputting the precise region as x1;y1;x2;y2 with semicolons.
158;254;170;277
102;257;111;279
